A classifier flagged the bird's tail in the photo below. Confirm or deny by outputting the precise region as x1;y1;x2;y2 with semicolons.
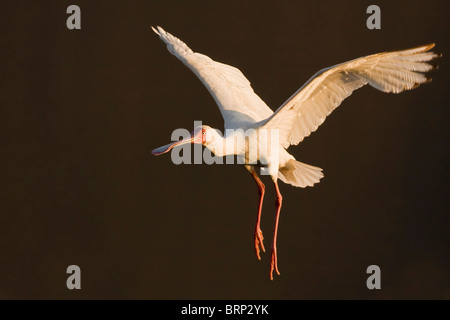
278;159;324;188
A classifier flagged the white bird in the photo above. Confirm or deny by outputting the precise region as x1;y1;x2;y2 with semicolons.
151;26;440;280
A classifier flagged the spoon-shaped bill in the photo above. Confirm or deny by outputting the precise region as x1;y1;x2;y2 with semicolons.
152;136;195;155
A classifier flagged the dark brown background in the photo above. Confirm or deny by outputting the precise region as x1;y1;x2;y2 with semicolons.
0;0;448;299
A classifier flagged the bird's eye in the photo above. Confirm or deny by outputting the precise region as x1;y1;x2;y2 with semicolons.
202;131;205;135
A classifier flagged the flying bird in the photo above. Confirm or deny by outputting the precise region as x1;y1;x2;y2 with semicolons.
151;26;440;280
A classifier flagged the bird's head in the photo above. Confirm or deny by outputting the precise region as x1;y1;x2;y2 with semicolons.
152;125;218;156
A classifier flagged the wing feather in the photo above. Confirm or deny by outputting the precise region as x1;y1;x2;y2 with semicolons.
152;26;273;129
262;44;440;148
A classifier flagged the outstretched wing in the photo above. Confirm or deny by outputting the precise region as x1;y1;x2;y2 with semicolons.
153;26;273;129
262;44;440;148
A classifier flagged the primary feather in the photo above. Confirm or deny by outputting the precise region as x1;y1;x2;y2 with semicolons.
152;26;273;129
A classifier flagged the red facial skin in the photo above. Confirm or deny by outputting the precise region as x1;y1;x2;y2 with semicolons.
191;128;206;144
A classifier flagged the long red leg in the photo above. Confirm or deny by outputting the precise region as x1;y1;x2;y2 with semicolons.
250;169;265;260
270;179;283;280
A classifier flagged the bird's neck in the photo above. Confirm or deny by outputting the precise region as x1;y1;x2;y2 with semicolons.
206;131;244;157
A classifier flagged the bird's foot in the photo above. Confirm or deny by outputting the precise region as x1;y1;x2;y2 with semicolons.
254;228;265;260
270;247;280;280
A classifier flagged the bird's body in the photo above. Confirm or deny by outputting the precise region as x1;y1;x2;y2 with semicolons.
151;26;440;279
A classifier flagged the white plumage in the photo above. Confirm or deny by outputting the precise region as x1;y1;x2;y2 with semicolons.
261;44;439;148
152;27;273;129
151;26;439;279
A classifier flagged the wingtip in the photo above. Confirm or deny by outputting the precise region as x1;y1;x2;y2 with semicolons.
151;26;159;35
408;43;436;53
151;26;165;36
416;43;442;59
425;43;435;51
